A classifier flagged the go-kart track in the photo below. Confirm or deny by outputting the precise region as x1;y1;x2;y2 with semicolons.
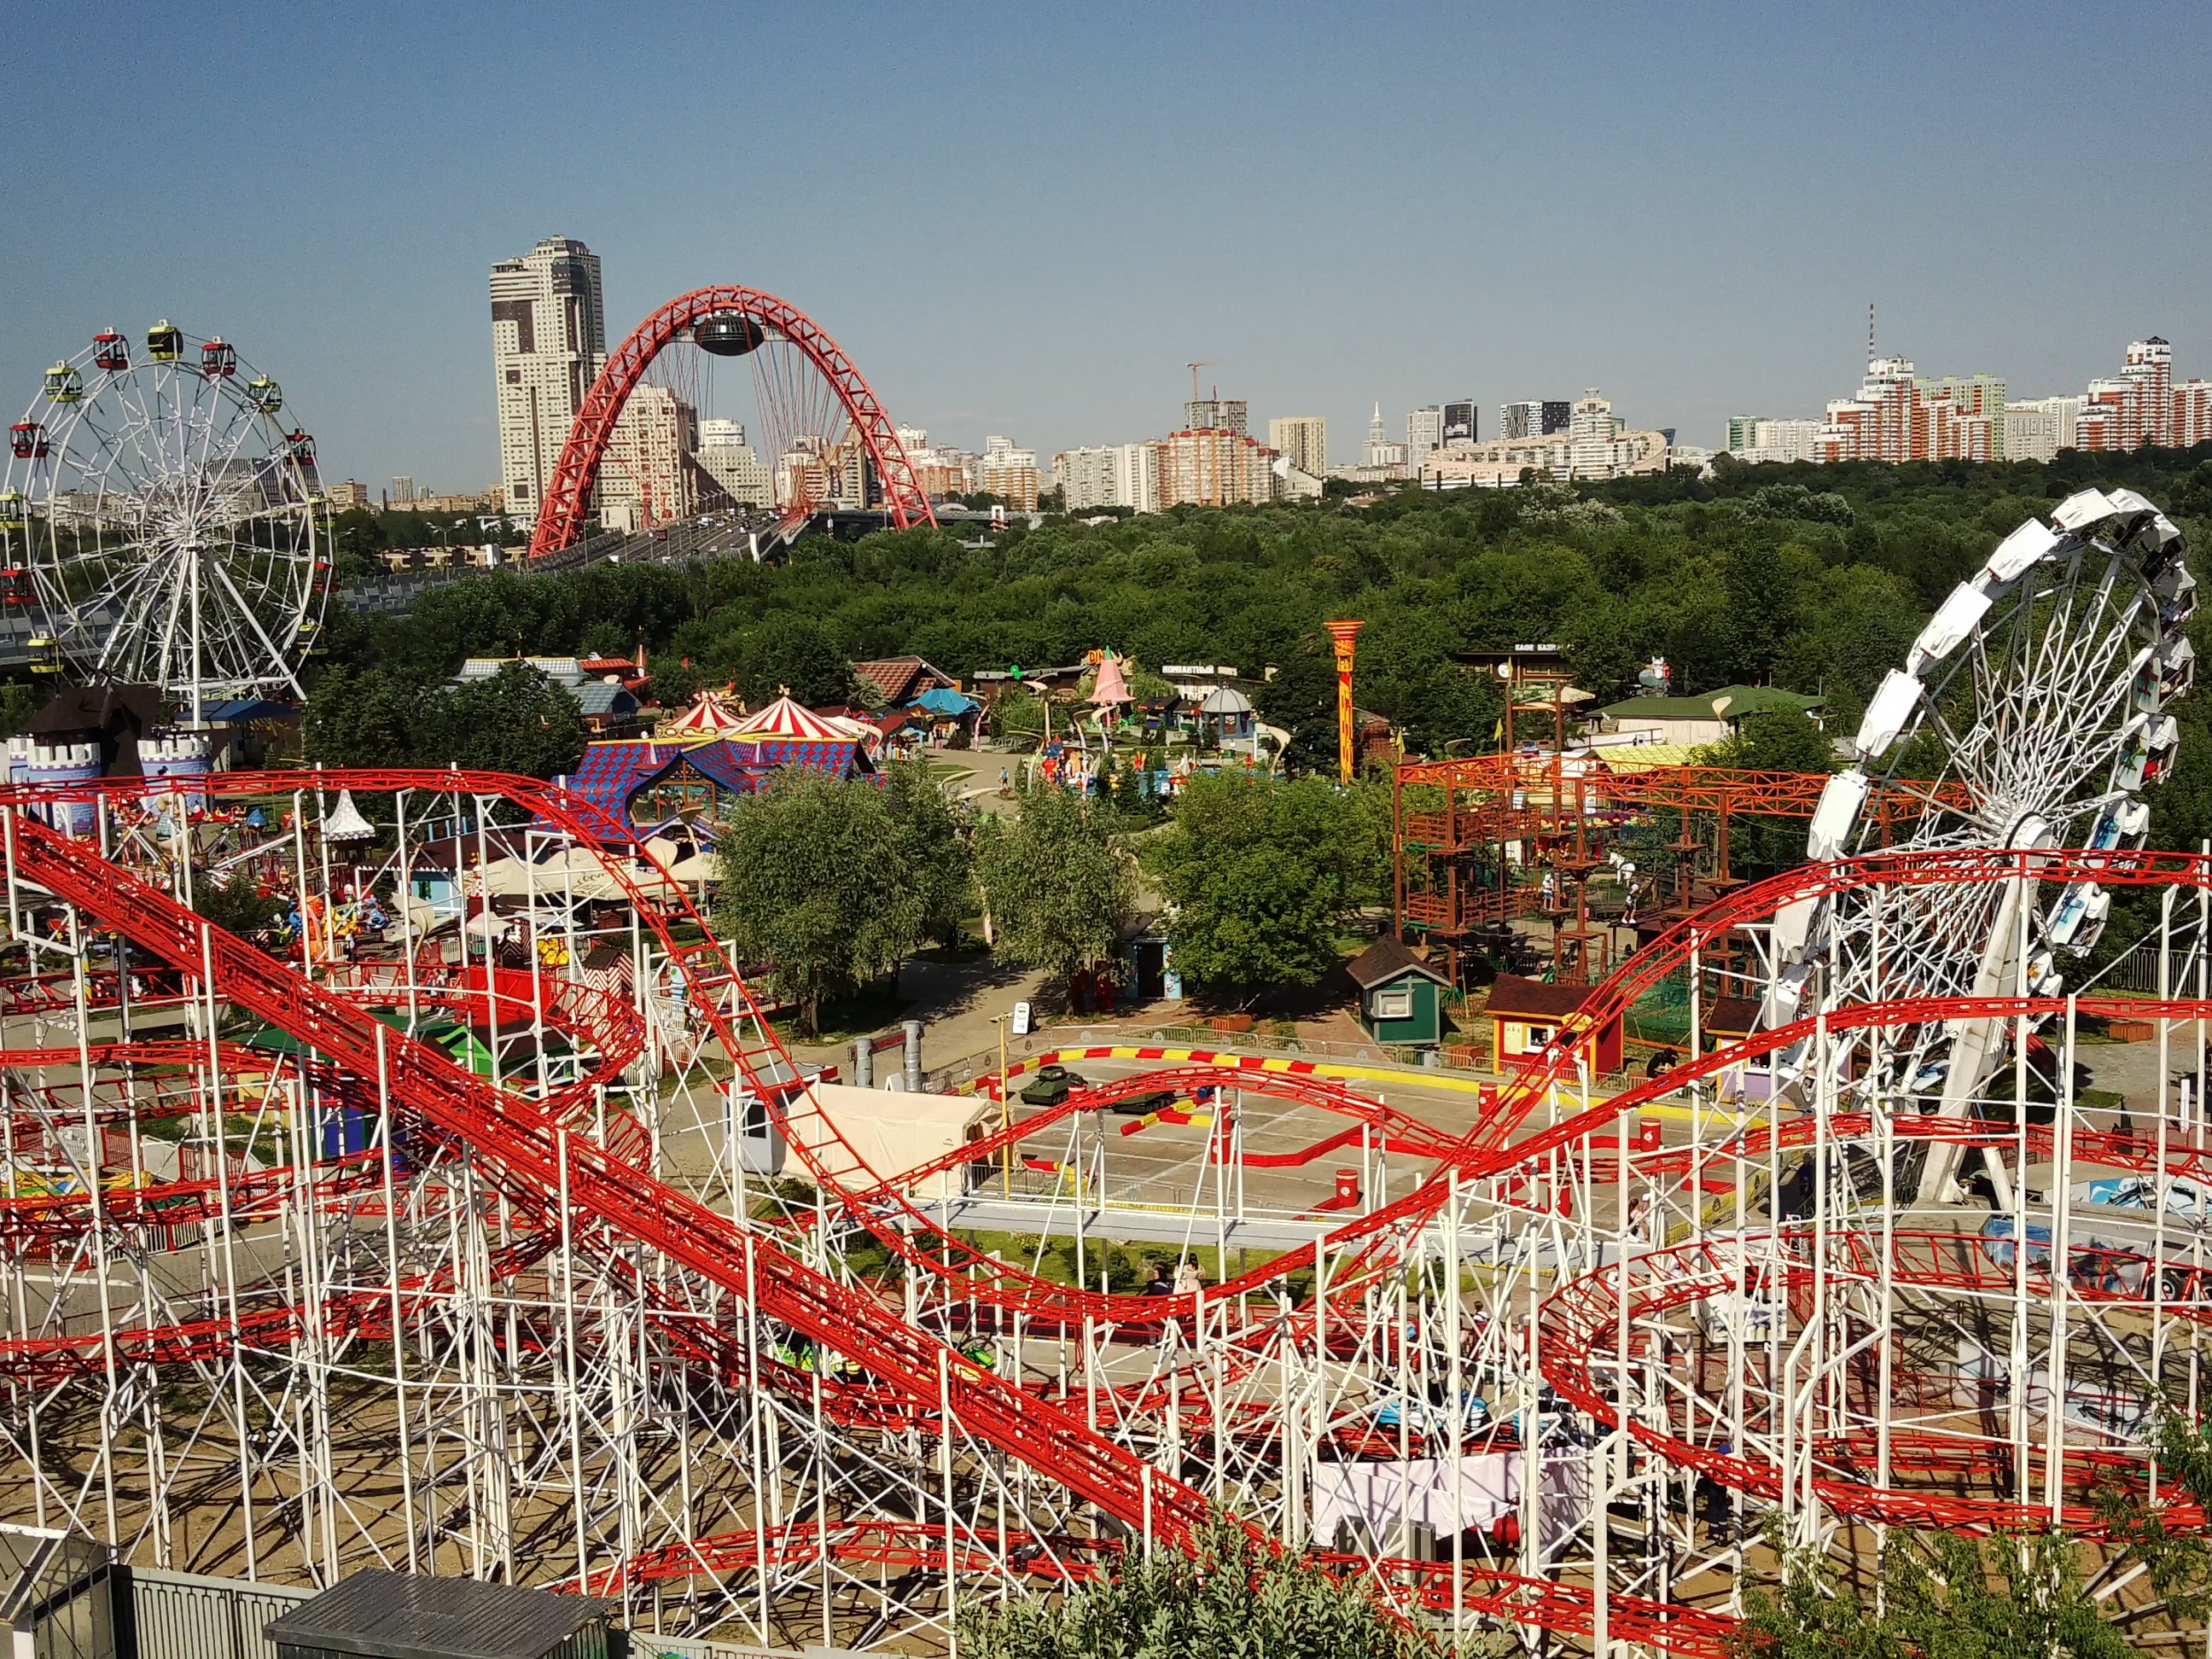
1;486;2208;1655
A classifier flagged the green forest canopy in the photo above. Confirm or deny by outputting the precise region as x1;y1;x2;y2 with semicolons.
304;449;2212;837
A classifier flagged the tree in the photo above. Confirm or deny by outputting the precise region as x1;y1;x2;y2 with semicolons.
192;874;285;942
973;785;1135;993
432;662;587;778
1142;773;1387;991
1697;709;1836;875
1732;1525;2131;1659
303;664;429;769
1255;643;1340;777
880;760;974;950
959;1512;1428;1659
726;614;859;708
303;661;584;780
715;772;922;1036
1702;708;1835;775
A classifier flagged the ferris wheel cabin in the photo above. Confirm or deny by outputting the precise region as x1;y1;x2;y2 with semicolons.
201;337;236;378
145;319;182;362
247;376;282;414
8;423;46;461
42;364;81;404
91;329;127;372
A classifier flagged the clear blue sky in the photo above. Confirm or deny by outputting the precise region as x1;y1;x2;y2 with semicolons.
4;2;2208;488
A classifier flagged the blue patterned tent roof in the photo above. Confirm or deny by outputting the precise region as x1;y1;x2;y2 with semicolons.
552;741;687;838
735;737;866;777
668;742;772;793
553;738;872;840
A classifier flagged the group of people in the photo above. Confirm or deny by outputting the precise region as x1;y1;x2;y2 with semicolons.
1140;1256;1206;1298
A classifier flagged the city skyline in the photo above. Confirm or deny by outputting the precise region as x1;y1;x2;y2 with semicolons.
3;4;2208;488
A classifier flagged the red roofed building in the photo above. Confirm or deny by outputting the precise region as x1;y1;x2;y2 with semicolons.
853;656;956;708
1484;973;1624;1076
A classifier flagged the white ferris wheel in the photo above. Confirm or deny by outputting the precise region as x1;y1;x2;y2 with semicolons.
0;320;331;720
1757;487;2194;1201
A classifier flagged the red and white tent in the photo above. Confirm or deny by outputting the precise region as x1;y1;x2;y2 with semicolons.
662;689;744;737
733;695;847;741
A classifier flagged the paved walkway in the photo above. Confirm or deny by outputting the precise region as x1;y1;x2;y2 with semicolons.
785;949;1057;1079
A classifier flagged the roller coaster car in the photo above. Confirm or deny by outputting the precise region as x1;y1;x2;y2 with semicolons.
1110;1088;1179;1117
1018;1064;1089;1107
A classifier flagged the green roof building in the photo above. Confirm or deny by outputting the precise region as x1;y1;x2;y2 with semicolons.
1592;684;1823;748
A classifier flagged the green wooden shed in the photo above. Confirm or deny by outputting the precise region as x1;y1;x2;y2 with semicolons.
1348;937;1451;1046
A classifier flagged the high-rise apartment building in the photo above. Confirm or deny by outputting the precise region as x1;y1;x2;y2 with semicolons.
1407;405;1445;461
2001;398;2082;464
980;435;1041;511
1724;418;1824;465
1267;417;1327;478
390;476;416;504
489;237;607;519
1442;401;1476;444
1057;443;1161;514
1157;428;1278;507
695;419;772;507
597;383;698;532
1183;397;1248;436
1498;400;1568;440
1423;390;1671;487
894;426;977;500
1817;357;2005;463
1567;392;1624;477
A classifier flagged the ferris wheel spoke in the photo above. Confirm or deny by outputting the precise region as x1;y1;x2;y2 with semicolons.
204;556;303;694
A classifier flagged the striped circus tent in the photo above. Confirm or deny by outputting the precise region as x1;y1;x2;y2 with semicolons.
660;688;744;738
733;694;847;742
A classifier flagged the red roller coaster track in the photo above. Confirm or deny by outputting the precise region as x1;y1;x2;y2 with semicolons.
526;288;937;561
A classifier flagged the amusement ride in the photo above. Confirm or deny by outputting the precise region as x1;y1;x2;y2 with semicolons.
1;321;330;719
0;300;2207;1655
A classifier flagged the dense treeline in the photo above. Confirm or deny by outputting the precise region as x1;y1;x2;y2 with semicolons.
311;448;2212;838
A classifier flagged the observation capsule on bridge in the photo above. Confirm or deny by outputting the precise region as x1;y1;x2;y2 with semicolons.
145;319;183;362
246;375;282;414
9;422;47;460
695;312;766;357
201;337;237;378
92;328;127;372
43;363;81;403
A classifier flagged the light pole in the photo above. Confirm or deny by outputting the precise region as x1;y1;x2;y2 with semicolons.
992;1013;1012;1195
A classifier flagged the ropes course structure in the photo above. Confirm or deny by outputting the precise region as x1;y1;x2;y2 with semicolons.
1;485;2208;1654
526;288;935;564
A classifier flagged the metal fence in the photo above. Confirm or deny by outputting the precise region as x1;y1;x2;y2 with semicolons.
119;1564;313;1659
